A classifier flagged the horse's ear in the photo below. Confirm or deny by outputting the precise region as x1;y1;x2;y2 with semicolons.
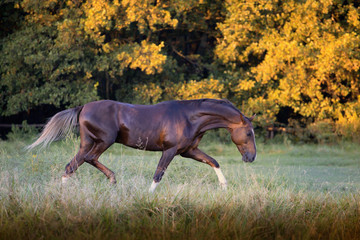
240;113;245;123
248;114;256;122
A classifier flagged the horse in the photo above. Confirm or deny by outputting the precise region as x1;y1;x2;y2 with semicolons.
27;99;256;192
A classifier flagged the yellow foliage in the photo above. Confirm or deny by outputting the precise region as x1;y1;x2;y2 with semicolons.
93;81;99;90
21;0;60;25
121;0;178;33
216;0;283;63
335;96;360;140
217;0;360;123
134;82;163;103
348;5;360;28
247;96;279;126
117;41;166;74
176;79;225;100
235;79;255;91
82;0;119;43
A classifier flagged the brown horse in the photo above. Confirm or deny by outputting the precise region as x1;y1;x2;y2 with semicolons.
28;99;256;192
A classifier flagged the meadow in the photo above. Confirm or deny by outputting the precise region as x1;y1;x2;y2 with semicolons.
0;133;359;239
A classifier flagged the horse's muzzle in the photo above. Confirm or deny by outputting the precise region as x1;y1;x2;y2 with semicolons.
237;145;256;163
242;152;256;163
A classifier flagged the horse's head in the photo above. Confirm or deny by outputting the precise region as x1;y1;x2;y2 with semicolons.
229;114;256;163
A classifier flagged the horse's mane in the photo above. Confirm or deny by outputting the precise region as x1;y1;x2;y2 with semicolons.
185;98;241;113
176;99;243;121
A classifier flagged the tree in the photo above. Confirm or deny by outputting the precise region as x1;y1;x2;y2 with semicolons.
216;0;360;139
1;0;226;114
1;0;360;141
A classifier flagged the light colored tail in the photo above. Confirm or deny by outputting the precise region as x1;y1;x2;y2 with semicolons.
27;106;83;150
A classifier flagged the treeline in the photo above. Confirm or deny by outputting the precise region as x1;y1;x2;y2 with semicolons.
1;0;359;142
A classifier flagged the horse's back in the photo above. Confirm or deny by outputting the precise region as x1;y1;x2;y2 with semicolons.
117;101;191;150
78;100;203;151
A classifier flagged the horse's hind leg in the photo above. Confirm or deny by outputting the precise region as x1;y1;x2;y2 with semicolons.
62;141;116;184
62;147;89;184
86;158;117;184
84;141;117;184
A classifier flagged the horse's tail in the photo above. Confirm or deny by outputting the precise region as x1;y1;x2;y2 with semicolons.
27;106;84;150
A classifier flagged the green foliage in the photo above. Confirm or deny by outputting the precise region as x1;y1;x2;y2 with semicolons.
1;0;359;141
6;120;38;141
0;23;98;115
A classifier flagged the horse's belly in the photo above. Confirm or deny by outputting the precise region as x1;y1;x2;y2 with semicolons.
116;128;165;151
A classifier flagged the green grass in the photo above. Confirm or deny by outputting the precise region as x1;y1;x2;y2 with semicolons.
0;136;359;239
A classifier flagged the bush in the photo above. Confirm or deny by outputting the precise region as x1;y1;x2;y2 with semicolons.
6;121;39;142
336;112;360;142
307;119;338;144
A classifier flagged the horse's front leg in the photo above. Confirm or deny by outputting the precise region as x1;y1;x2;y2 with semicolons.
149;147;177;193
181;148;227;190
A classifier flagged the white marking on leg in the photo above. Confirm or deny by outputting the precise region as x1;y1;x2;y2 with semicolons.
62;176;70;184
213;167;227;190
149;181;159;193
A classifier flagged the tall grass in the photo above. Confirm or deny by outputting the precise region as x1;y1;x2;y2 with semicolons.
0;136;359;239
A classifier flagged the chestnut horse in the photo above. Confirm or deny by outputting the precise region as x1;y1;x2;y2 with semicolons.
28;99;256;192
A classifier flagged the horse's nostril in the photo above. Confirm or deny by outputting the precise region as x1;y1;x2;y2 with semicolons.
242;153;256;163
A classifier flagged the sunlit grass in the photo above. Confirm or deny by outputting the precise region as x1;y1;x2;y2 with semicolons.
0;137;359;239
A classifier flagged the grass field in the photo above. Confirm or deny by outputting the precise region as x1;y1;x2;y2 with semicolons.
0;135;359;239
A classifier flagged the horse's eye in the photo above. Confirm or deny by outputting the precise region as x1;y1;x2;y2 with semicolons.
247;132;252;137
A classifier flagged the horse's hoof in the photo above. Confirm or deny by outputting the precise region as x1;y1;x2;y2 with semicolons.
62;176;70;184
110;178;117;184
220;183;227;190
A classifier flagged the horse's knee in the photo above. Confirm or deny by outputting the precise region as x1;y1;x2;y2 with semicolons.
84;152;98;164
210;160;220;168
84;158;94;164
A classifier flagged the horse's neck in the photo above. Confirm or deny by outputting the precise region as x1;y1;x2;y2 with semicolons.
194;103;240;132
203;102;240;121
